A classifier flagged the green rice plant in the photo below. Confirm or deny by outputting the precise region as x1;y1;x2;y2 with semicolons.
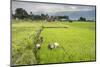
12;20;95;65
15;50;37;65
39;22;95;64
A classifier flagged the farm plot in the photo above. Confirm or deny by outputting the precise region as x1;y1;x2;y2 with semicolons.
12;21;96;65
39;22;95;64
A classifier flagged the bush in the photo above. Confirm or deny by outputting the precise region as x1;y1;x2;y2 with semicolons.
69;20;73;23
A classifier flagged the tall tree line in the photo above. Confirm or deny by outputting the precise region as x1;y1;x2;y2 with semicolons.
12;8;87;21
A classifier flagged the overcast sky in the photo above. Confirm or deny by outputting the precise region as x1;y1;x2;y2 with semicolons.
12;1;95;20
12;1;95;14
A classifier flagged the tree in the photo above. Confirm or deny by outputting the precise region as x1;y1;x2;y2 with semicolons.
65;16;69;20
14;8;29;19
41;14;45;20
57;15;69;21
78;17;86;21
69;20;73;23
29;12;34;20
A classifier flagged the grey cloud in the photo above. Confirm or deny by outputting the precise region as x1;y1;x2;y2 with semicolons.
12;1;95;14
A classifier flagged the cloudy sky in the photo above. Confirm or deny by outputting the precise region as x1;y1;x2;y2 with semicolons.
12;1;95;20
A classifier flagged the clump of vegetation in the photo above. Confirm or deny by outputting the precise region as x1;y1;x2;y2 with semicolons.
69;20;73;23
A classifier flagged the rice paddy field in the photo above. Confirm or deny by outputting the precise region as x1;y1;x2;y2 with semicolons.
12;20;96;66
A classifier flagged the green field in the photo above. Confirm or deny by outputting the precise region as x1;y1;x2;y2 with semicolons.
12;20;96;65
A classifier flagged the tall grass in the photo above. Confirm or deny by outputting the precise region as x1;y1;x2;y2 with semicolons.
12;20;41;65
